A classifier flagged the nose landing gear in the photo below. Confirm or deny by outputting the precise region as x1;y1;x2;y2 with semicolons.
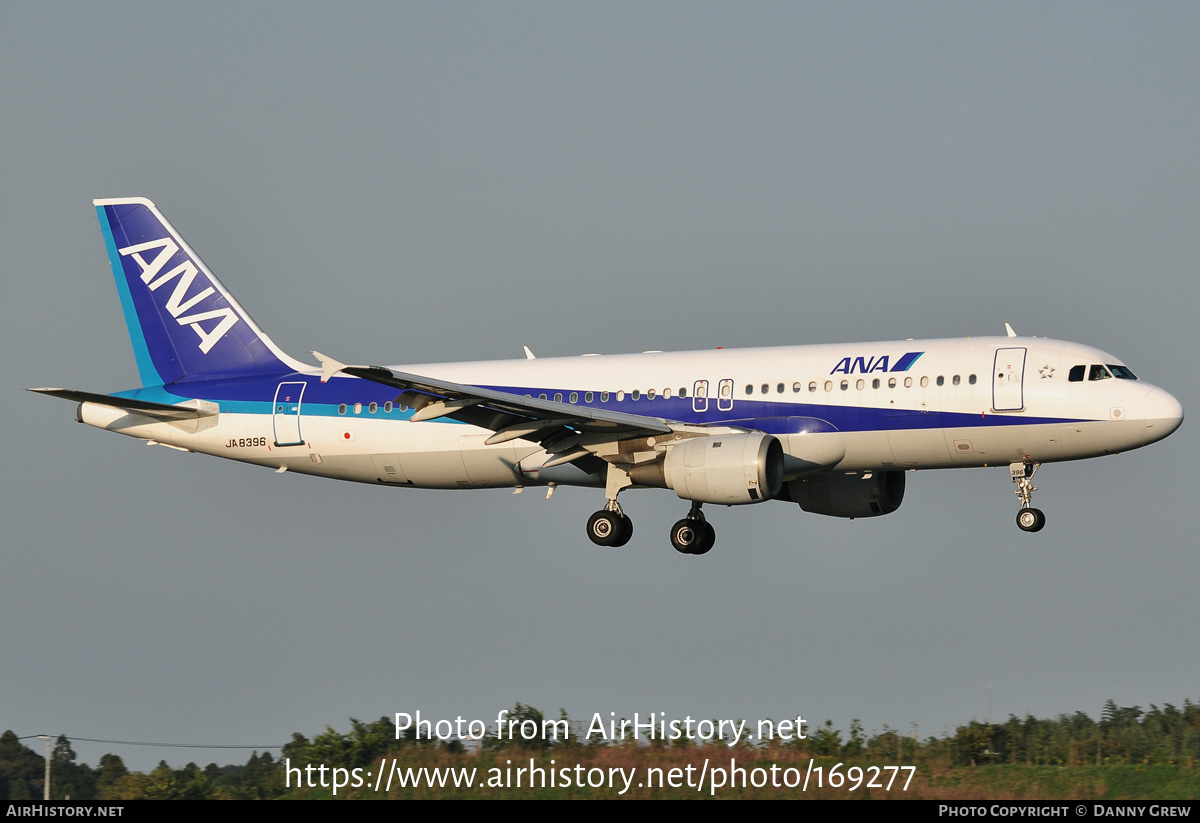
1011;461;1046;532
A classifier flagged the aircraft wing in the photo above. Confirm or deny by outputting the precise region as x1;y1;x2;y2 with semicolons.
28;388;216;421
314;353;678;469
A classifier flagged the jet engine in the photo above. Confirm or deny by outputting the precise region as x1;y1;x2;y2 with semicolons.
784;470;905;518
632;433;784;505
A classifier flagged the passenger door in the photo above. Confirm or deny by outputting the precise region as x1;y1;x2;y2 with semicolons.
992;347;1026;411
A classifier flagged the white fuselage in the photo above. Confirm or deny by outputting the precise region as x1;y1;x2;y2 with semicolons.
77;335;1183;493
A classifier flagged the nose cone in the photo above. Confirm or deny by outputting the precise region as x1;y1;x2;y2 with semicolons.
1142;386;1184;443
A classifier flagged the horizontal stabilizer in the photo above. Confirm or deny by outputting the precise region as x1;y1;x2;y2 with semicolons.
28;388;214;421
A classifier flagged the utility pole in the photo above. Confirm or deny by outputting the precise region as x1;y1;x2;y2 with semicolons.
37;736;50;800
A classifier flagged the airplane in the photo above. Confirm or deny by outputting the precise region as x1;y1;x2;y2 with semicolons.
31;198;1184;554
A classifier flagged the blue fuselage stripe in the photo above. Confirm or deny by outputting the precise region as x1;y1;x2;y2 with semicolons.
116;375;1090;434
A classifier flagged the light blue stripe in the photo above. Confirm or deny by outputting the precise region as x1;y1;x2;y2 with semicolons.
97;205;160;387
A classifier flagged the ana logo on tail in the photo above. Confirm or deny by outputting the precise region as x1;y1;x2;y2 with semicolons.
118;237;240;354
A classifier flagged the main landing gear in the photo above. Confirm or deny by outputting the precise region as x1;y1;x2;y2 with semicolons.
585;502;633;547
670;504;715;555
584;465;717;553
1010;461;1046;533
584;500;717;554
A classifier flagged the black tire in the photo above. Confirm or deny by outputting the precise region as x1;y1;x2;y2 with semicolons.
670;519;699;554
1016;507;1046;533
692;521;716;555
586;510;622;546
611;514;634;547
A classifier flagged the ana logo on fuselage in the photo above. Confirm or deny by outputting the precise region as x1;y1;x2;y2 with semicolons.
829;352;924;375
118;237;239;354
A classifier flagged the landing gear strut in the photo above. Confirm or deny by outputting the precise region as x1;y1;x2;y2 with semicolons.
1010;461;1046;533
586;464;635;547
586;500;633;547
670;503;716;555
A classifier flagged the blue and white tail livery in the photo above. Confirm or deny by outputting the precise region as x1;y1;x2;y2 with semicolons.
32;198;1184;553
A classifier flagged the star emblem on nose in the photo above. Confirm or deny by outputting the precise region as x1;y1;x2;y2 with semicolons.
1038;365;1055;379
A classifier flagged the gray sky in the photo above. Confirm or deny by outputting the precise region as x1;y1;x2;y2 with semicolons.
3;2;1198;771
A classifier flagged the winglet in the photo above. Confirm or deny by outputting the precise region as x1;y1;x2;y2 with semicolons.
1004;323;1017;338
523;345;536;360
312;351;347;383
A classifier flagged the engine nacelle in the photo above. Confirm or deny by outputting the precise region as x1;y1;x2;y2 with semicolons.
654;433;784;505
785;471;905;518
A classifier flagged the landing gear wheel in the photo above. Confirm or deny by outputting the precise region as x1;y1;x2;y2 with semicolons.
587;510;633;547
670;519;716;554
670;519;700;554
1016;507;1046;533
586;511;622;546
612;514;634;547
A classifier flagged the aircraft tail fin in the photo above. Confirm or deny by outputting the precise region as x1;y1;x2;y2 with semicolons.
94;197;307;386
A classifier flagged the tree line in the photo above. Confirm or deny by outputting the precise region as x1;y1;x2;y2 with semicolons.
4;698;1199;799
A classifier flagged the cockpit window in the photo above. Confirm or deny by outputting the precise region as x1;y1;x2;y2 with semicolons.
1108;365;1138;380
1069;365;1085;382
1089;364;1112;381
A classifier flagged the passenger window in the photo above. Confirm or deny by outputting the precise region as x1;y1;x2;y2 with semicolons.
585;392;594;403
920;377;928;388
953;375;960;386
538;393;547;400
384;401;393;413
809;382;817;392
631;390;640;401
353;403;362;415
369;402;377;414
554;393;562;402
679;388;687;398
1069;365;1085;382
776;383;784;394
1089;365;1112;381
824;381;833;392
856;379;864;390
793;382;802;393
745;384;754;396
840;380;849;391
888;377;896;388
663;388;671;399
338;404;347;415
616;391;625;402
569;392;578;403
761;383;769;395
904;377;912;388
601;392;610;402
969;374;977;385
647;389;656;400
872;378;880;389
936;376;945;387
